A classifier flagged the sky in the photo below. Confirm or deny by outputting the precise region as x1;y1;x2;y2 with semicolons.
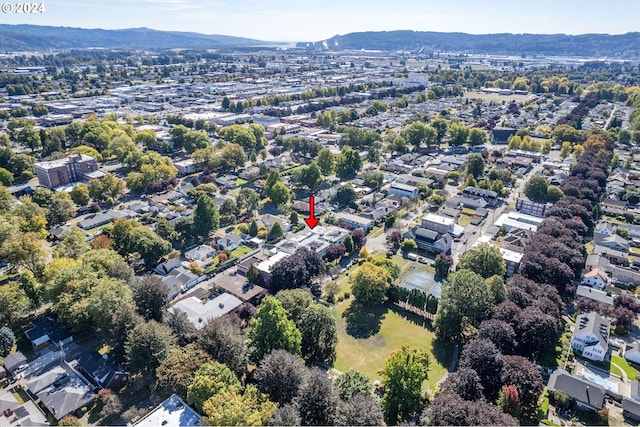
1;0;639;42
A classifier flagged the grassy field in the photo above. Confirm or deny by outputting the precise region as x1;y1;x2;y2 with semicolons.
585;241;595;255
611;355;639;380
333;300;452;390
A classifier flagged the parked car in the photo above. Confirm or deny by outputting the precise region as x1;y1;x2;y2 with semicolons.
13;364;28;374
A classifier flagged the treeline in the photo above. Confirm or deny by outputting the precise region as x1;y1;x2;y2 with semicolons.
557;93;601;129
426;136;613;425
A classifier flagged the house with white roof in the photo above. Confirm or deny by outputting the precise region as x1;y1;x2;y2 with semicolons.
167;293;242;330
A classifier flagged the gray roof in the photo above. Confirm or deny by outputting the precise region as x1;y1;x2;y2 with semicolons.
36;373;96;420
576;286;614;306
463;186;498;199
414;227;439;242
3;351;27;372
575;312;610;350
547;369;605;409
27;365;68;394
623;397;640;417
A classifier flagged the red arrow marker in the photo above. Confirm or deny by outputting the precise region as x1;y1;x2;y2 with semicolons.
304;195;319;229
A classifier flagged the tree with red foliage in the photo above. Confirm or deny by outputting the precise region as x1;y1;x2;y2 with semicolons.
350;228;366;249
497;385;521;418
325;244;346;262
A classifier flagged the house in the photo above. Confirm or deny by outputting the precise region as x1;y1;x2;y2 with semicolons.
36;373;96;420
174;158;201;176
24;314;71;351
184;245;217;262
155;257;183;275
570;312;610;362
582;268;610;291
237;254;268;276
516;197;550;218
255;251;290;287
389;182;419;200
547;369;605;411
602;198;627;216
133;394;202;427
498;247;523;277
3;351;27;375
421;213;455;234
594;245;629;266
623;395;640;422
494;211;543;233
490;127;517;144
595;222;615;236
336;212;374;233
26;365;68;396
260;214;291;233
167;293;242;330
595;232;630;252
501;228;533;253
576;286;614;306
166;267;202;291
217;234;244;251
624;342;640;366
462;186;498;206
75;352;129;390
404;226;452;255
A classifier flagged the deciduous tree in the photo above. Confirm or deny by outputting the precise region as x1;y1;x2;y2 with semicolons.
459;243;506;278
295;368;340;426
249;297;301;362
198;316;248;378
254;349;309;404
125;320;176;375
350;262;390;306
298;304;338;365
156;345;212;398
381;346;429;425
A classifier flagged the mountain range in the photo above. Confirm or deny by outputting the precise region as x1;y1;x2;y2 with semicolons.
297;30;640;57
1;25;640;58
0;24;275;51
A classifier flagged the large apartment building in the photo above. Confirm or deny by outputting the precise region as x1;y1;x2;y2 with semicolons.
35;154;98;188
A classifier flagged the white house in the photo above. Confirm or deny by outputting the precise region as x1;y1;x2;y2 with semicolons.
571;312;611;362
167;293;242;330
389;182;419;200
582;268;610;291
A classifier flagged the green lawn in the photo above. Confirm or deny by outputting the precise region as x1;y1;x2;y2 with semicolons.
611;355;639;380
230;245;252;258
458;215;472;227
369;226;384;238
235;178;248;186
333;300;452;390
610;362;624;378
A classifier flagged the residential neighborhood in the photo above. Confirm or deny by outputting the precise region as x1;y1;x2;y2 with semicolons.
1;16;640;427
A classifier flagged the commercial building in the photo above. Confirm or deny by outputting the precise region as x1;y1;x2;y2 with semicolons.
35;154;99;188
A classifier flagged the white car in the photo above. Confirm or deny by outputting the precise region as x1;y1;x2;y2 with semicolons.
13;364;28;374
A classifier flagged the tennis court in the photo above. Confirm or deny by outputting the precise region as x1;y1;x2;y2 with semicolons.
400;269;442;298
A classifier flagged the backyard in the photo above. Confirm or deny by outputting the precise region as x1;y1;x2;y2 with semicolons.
332;299;452;390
